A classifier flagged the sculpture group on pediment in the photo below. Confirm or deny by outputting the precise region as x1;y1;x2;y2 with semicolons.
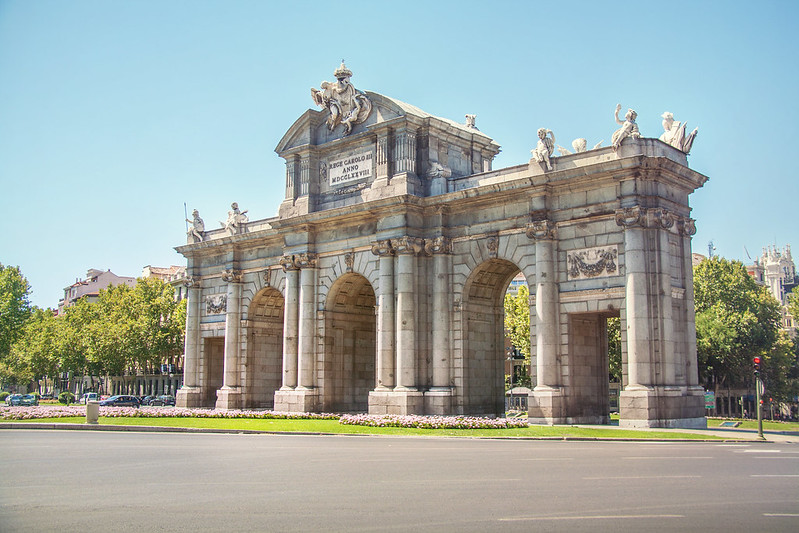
557;137;603;156
531;128;556;170
660;112;698;154
186;209;205;243
221;202;248;236
311;62;372;136
611;104;640;151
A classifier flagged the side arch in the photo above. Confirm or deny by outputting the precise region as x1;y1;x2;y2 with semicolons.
242;286;284;408
320;272;377;412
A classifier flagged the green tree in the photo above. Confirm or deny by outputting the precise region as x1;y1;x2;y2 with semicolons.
0;264;33;383
504;283;532;389
607;317;622;382
9;308;61;392
693;256;781;403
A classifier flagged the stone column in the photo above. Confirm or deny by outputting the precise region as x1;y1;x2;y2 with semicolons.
616;208;651;390
394;237;423;391
526;220;564;424
296;253;317;390
527;221;559;389
654;209;676;385
176;277;203;408
280;256;299;390
680;218;700;387
427;237;452;389
216;268;243;409
371;240;395;390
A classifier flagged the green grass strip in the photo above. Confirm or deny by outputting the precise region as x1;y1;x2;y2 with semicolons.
12;416;723;439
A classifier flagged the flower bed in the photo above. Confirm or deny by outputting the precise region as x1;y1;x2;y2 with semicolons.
339;414;529;429
0;405;338;421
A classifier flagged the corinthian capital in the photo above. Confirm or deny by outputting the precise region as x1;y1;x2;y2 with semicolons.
183;276;200;289
525;220;556;240
293;253;318;268
221;269;242;283
653;208;675;229
424;236;452;255
394;236;424;255
370;240;395;257
615;206;646;228
679;217;697;236
279;255;298;272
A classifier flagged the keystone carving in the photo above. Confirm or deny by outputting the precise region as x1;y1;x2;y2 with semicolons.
486;235;499;258
344;252;355;272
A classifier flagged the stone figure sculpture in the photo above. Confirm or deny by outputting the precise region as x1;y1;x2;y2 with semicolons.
221;202;248;235
556;138;604;155
660;112;698;154
531;128;556;170
186;209;205;243
611;104;640;151
465;114;478;130
311;62;372;136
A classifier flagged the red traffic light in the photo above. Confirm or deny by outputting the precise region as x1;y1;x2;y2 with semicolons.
753;357;761;364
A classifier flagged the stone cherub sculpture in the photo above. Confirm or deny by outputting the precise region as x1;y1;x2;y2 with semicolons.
611;104;640;151
465;114;478;130
311;62;373;136
659;111;698;154
220;202;248;235
186;209;205;243
556;137;604;155
531;128;556;170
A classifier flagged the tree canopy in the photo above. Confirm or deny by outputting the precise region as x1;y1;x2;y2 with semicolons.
693;256;781;391
0;264;33;382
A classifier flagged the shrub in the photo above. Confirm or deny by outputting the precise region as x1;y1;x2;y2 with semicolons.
58;391;75;405
0;392;9;402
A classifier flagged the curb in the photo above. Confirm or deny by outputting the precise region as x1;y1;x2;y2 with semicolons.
0;422;760;442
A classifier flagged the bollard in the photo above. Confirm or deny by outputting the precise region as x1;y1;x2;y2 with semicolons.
86;400;100;425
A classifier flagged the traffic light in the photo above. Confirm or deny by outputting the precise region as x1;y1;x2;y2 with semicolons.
753;356;761;376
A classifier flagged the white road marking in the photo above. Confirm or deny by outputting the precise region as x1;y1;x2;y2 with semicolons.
583;475;701;480
500;514;684;522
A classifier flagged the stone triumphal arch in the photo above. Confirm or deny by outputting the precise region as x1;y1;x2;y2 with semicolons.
177;64;708;428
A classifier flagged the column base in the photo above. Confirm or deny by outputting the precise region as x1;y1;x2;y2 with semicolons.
619;386;707;428
368;389;425;415
274;388;318;413
176;386;207;408
215;386;243;410
424;388;453;415
528;387;566;424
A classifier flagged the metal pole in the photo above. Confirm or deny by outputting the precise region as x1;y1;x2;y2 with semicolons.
756;376;764;440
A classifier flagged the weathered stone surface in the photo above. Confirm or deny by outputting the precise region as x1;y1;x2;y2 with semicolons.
176;68;708;428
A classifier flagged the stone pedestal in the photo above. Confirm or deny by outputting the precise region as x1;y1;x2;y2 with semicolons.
368;389;424;415
619;386;707;428
274;388;318;413
528;387;566;424
176;386;206;408
215;386;243;410
423;388;453;415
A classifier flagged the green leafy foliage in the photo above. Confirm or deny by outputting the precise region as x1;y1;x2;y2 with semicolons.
694;256;781;390
58;391;75;404
0;264;33;381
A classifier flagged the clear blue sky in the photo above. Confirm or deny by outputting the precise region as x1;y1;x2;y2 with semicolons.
1;0;797;309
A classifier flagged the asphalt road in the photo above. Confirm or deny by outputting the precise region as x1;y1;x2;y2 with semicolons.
1;430;797;532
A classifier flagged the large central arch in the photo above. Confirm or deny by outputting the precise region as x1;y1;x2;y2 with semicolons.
321;273;377;412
